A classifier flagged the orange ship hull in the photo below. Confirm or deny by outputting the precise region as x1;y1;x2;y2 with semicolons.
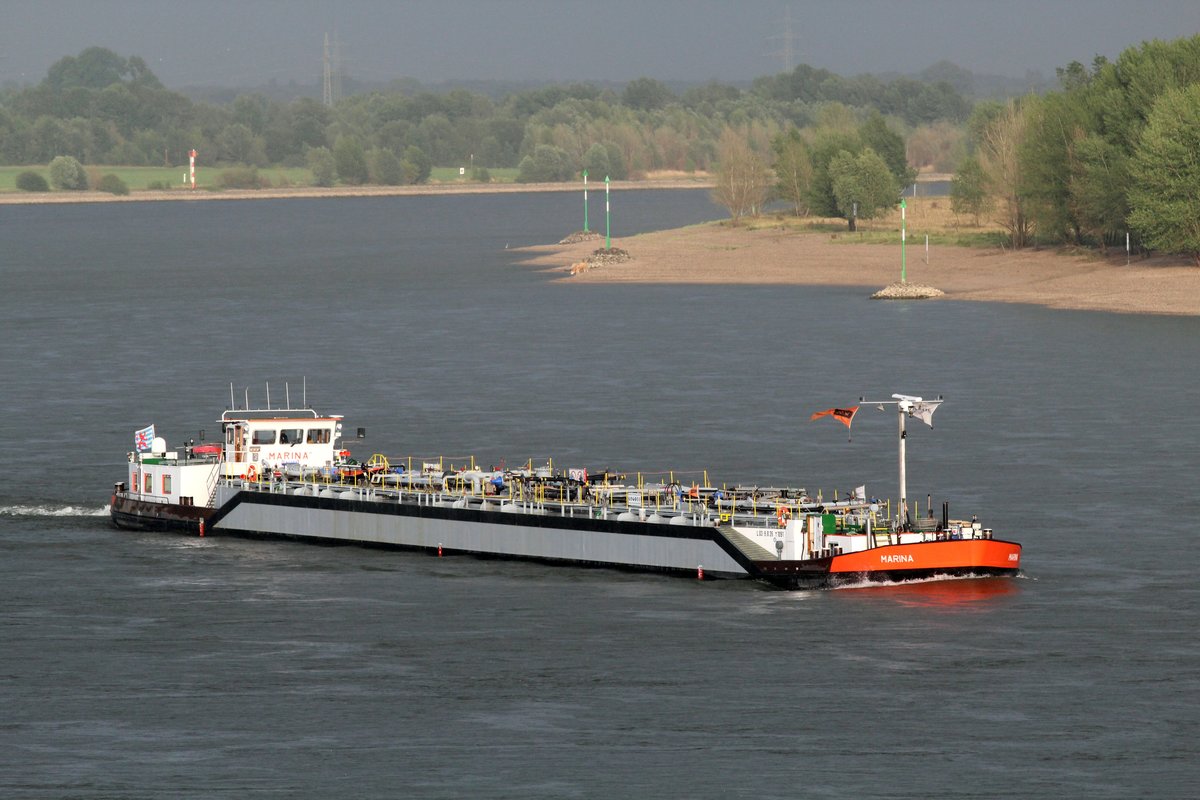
754;538;1022;589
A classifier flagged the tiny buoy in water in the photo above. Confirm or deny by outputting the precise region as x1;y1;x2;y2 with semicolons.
697;564;704;580
438;543;443;557
199;519;205;538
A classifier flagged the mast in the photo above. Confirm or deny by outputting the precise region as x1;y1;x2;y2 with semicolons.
898;400;908;524
860;393;943;529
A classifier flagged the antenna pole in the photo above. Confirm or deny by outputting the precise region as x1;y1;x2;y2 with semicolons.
286;382;291;409
898;404;908;526
230;382;235;410
266;382;271;409
303;376;307;407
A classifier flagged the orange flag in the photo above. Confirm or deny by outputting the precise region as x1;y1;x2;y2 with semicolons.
810;406;859;428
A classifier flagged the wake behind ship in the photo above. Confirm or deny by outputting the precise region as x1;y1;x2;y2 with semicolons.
111;387;1022;589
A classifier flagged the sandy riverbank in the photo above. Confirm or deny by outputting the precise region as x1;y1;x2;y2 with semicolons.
0;178;713;205
520;222;1200;317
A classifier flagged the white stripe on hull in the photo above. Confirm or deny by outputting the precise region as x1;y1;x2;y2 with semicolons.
215;498;749;577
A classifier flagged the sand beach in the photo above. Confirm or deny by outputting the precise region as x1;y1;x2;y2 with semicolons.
525;222;1200;317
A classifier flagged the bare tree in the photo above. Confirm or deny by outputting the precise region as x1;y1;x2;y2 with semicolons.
977;99;1032;248
711;129;771;224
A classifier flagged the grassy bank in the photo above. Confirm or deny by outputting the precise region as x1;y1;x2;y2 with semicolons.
741;197;1010;249
429;166;519;183
0;165;312;192
0;164;521;193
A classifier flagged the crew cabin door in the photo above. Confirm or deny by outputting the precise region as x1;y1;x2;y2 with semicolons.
227;423;247;464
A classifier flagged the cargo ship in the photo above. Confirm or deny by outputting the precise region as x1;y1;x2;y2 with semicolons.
110;387;1022;589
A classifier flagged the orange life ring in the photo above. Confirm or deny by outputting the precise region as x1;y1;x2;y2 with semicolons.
776;505;792;527
246;465;258;481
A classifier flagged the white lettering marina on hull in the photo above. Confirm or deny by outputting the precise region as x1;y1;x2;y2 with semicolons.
880;554;915;564
263;450;311;462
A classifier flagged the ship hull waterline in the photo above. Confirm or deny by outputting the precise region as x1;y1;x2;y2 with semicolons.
110;490;1021;589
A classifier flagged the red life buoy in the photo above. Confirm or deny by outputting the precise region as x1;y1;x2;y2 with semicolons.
246;465;258;481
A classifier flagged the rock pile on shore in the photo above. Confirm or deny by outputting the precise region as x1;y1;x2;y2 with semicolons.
558;230;601;244
566;246;633;276
871;281;945;300
587;247;632;265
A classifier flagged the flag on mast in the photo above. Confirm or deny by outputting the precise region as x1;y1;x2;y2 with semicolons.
911;400;941;428
135;425;155;452
810;406;859;429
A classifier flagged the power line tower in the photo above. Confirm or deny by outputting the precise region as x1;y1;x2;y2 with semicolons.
322;30;345;107
766;5;801;74
332;31;343;103
322;33;333;107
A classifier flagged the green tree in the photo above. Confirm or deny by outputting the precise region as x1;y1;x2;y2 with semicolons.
217;167;261;189
47;155;88;190
16;171;50;192
217;122;268;166
829;147;897;230
231;93;268;135
1018;92;1095;244
622;77;674;111
603;142;628;180
367;147;404;185
1067;133;1129;249
45;46;129;90
1128;83;1200;264
950;156;991;225
307;146;336;187
806;130;861;217
859;112;917;188
516;144;574;182
771;128;813;216
400;145;432;184
96;173;130;195
332;135;368;185
582;143;611;181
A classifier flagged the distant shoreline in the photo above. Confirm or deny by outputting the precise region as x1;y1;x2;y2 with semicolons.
0;179;714;205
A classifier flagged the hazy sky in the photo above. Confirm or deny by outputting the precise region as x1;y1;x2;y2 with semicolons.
4;0;1199;88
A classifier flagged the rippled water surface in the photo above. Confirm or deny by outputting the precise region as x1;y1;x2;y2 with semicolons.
1;191;1197;798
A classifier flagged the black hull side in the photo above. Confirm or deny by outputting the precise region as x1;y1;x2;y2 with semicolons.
110;494;214;534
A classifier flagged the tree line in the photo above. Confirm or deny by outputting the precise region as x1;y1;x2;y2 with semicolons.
707;34;1200;264
0;46;972;187
949;35;1200;262
7;40;1197;262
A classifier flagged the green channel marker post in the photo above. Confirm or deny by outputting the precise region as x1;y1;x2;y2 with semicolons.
582;170;589;233
605;175;611;250
900;197;907;284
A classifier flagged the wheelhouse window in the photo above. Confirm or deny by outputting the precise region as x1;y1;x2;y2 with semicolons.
252;429;276;445
226;427;234;445
306;428;331;444
162;474;172;494
279;428;303;445
143;473;152;493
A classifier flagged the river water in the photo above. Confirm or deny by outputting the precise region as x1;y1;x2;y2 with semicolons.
1;190;1197;798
